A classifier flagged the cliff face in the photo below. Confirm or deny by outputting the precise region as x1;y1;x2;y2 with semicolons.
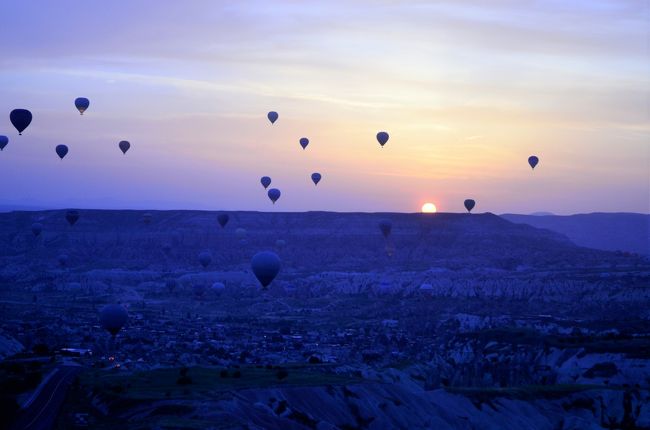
100;381;650;430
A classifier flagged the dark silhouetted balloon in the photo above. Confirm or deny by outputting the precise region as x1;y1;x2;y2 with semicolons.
55;144;68;160
299;137;309;150
10;109;32;135
378;219;392;238
251;251;281;288
376;131;389;147
193;284;206;298
143;213;152;225
66;210;80;226
0;136;8;151
528;156;539;170
217;213;229;228
31;222;43;237
100;304;128;336
311;172;321;185
267;111;278;124
464;199;476;213
261;176;271;189
198;251;212;268
75;97;90;115
119;140;130;154
165;279;177;292
267;188;281;204
58;254;69;267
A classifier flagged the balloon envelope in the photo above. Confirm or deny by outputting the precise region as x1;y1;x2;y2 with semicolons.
267;188;281;204
212;282;225;293
267;111;278;124
198;251;212;268
118;140;130;154
65;210;80;226
299;137;309;150
260;176;271;189
10;109;32;135
464;199;476;213
376;131;389;147
528;156;539;169
55;144;68;160
31;222;43;237
217;213;229;228
0;136;8;151
275;239;286;248
100;304;128;336
193;284;206;298
311;173;321;185
235;227;247;239
251;251;281;288
378;219;392;238
75;97;90;115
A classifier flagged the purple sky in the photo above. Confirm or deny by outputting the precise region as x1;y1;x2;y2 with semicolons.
1;1;648;214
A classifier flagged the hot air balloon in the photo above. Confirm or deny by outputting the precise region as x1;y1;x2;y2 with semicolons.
74;97;90;115
261;176;272;189
55;144;68;160
193;284;206;298
528;155;539;170
217;213;229;228
65;210;80;226
165;279;177;293
118;140;130;154
198;251;212;268
378;219;392;238
251;251;281;288
311;173;321;186
235;227;247;240
275;239;286;248
299;137;309;150
464;199;476;213
99;304;128;336
10;109;32;135
211;282;226;294
143;213;152;225
58;254;69;267
268;188;281;204
0;136;8;151
267;111;278;124
31;222;43;237
376;131;389;147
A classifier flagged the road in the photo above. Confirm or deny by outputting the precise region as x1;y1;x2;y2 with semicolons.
11;366;80;430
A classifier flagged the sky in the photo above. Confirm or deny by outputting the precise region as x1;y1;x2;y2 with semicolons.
0;0;648;214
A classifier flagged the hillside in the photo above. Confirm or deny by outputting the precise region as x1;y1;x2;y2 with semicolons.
501;212;650;256
0;210;638;274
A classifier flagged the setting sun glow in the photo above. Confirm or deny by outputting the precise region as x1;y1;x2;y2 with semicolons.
421;203;437;213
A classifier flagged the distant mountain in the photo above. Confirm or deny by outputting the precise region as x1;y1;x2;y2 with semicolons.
501;213;650;256
0;210;641;272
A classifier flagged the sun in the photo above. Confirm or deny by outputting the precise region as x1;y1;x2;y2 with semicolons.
421;202;437;213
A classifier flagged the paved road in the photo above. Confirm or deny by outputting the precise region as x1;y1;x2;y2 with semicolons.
11;366;80;430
